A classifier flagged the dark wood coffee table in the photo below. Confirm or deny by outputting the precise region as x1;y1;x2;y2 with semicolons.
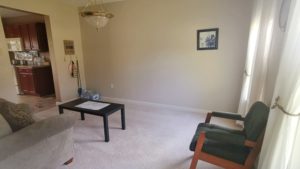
58;98;125;142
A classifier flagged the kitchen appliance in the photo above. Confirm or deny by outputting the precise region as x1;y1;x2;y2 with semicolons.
6;38;24;51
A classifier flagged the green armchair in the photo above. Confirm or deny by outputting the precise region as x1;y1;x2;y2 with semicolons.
189;102;269;169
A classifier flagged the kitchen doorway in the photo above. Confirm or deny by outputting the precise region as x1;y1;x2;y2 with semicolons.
0;6;59;112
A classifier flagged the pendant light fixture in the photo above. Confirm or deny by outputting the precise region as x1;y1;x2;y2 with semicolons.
80;0;114;31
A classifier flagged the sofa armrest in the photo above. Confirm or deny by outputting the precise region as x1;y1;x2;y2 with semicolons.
0;114;75;161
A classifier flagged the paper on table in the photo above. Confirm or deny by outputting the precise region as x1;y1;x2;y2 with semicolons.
75;101;110;110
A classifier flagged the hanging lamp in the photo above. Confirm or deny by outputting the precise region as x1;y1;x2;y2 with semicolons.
80;0;114;31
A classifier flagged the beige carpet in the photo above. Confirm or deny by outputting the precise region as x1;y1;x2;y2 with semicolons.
35;102;237;169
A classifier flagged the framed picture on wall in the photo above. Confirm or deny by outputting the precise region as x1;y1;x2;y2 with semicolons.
63;40;75;55
197;28;219;50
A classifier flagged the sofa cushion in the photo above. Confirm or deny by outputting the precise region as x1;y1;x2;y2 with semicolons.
0;114;75;169
0;99;34;132
0;114;12;138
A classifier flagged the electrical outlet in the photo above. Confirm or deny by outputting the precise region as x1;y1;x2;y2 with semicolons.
110;83;114;89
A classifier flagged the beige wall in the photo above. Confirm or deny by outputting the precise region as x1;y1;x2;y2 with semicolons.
81;0;252;112
0;0;86;102
0;18;16;101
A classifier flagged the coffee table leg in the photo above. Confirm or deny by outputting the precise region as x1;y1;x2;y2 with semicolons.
59;106;64;114
103;115;109;142
81;112;85;120
121;108;126;130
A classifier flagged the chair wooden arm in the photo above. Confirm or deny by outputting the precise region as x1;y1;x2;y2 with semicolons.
205;113;213;123
244;140;256;148
205;111;244;124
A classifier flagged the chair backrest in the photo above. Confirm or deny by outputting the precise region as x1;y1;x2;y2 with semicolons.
244;102;270;141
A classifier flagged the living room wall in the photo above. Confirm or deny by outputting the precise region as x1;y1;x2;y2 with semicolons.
81;0;252;112
0;0;86;102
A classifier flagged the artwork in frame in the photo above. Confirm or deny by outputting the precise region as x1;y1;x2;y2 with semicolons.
63;40;75;55
197;28;219;50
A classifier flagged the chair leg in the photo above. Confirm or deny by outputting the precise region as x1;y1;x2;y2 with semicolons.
190;153;200;169
64;158;73;165
190;132;206;169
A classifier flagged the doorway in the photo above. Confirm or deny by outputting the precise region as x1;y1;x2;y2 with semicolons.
0;6;58;112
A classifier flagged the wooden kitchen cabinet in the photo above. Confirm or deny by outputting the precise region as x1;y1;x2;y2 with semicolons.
19;72;35;94
4;22;49;51
4;24;21;38
29;23;48;51
16;66;55;96
19;24;31;50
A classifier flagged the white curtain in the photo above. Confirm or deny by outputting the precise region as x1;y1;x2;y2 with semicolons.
237;0;262;116
258;0;300;168
237;0;278;116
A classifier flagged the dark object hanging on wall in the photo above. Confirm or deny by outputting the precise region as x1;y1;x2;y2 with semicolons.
76;60;82;96
197;28;219;50
68;60;75;77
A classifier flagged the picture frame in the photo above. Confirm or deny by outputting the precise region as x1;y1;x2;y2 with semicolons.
63;40;75;55
197;28;219;50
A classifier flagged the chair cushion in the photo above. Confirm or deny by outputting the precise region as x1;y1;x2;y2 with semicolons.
202;138;250;164
0;99;34;132
244;102;269;141
189;123;244;151
189;123;250;164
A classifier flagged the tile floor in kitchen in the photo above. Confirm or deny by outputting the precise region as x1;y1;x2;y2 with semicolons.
16;95;57;113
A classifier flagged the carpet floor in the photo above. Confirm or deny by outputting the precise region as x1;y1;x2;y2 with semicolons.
35;102;237;169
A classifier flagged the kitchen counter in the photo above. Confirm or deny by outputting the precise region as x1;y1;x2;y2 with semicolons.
14;64;51;68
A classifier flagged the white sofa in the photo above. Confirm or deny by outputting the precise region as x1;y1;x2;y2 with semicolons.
0;107;75;169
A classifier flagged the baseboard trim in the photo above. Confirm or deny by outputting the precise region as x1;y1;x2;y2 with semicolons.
102;96;209;114
56;96;210;114
56;97;79;105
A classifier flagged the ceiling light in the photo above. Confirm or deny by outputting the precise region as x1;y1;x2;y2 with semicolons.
80;0;114;31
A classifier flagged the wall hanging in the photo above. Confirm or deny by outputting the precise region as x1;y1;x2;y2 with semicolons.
197;28;219;50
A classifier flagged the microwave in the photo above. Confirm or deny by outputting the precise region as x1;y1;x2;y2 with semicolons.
6;38;24;51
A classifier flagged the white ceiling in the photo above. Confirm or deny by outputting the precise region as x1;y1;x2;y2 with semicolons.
61;0;124;7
